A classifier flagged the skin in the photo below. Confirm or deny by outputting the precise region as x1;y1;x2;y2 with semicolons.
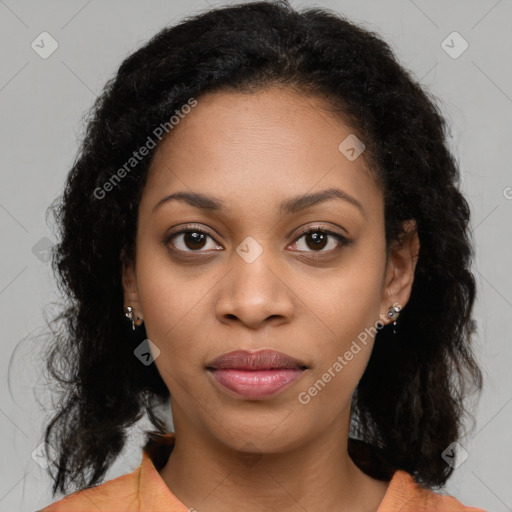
122;86;420;512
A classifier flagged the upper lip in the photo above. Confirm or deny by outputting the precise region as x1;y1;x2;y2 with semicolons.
206;349;308;370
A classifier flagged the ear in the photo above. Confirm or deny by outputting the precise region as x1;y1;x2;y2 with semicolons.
121;250;144;325
380;219;420;324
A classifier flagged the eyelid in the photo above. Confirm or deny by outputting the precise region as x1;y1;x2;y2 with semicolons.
294;224;347;240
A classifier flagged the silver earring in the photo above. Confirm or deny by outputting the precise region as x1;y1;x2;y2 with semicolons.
124;306;136;330
124;305;143;330
387;304;401;334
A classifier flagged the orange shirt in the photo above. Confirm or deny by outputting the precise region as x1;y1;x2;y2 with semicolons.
41;433;486;512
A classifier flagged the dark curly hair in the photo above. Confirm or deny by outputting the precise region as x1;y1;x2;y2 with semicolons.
42;0;483;497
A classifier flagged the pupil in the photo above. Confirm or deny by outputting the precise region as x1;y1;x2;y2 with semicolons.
308;232;327;250
185;232;206;250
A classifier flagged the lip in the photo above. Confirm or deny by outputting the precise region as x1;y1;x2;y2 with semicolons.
205;349;308;400
205;349;308;370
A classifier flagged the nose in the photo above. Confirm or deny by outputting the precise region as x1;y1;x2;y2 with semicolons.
215;250;295;330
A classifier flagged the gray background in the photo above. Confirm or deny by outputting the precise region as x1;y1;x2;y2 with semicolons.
1;0;511;510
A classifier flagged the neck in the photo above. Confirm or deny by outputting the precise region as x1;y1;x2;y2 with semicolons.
158;408;390;512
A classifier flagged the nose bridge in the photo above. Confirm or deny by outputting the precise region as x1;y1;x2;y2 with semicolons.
216;235;294;327
232;235;280;304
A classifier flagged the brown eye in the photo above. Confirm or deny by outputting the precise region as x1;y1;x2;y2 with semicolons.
290;227;348;253
304;231;328;251
165;228;222;253
181;231;207;250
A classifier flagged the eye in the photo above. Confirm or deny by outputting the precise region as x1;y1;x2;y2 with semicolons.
289;226;348;254
165;225;222;252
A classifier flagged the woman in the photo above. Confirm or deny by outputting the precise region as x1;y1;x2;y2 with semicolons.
39;1;484;510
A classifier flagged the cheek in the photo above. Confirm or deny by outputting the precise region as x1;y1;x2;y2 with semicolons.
135;242;209;337
133;256;188;373
297;278;381;418
134;251;220;391
312;255;385;343
301;251;385;389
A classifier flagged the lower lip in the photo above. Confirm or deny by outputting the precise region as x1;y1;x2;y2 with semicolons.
207;368;305;400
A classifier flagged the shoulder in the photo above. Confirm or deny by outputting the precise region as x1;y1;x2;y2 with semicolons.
379;470;487;512
39;461;143;511
39;433;187;512
39;449;186;512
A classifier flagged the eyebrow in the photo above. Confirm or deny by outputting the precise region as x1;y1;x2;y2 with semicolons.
151;187;365;217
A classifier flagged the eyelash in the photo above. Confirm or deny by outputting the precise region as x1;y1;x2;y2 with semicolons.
163;223;349;260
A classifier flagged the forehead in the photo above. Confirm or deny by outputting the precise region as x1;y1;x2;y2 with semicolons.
140;87;382;220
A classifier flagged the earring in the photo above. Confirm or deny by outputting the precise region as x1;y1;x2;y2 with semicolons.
386;304;401;334
124;305;143;330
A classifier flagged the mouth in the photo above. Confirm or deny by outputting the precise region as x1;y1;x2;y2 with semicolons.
205;349;308;371
205;349;308;400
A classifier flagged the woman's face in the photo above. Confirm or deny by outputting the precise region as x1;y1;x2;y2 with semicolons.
122;86;418;452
